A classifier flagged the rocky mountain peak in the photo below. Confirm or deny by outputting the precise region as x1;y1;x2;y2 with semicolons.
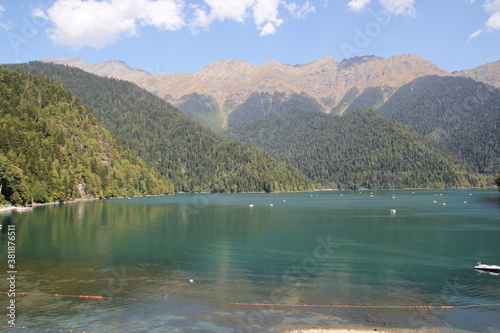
40;57;86;67
40;57;149;80
454;60;500;88
41;54;499;130
200;59;251;72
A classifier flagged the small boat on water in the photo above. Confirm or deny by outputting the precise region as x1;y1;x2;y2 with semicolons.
474;262;500;273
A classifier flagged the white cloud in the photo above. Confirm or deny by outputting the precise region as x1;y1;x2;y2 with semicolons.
484;0;500;12
380;0;415;16
469;28;483;39
486;11;500;28
283;1;316;19
192;0;285;36
35;0;318;47
136;0;185;30
347;0;414;16
191;0;314;36
191;0;254;29
469;0;500;38
0;4;8;30
347;0;371;12
484;0;500;29
253;0;283;35
260;21;277;35
34;0;185;49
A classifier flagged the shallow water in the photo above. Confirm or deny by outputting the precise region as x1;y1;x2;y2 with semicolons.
1;189;499;332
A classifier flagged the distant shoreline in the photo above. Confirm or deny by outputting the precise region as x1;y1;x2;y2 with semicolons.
0;206;16;213
1;186;496;210
0;197;101;212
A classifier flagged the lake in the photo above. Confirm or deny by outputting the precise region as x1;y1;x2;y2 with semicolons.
1;189;499;332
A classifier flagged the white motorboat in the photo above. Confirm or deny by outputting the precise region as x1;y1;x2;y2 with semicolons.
474;262;500;273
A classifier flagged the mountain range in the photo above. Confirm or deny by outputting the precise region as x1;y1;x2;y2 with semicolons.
227;73;499;188
8;62;313;194
41;55;500;132
1;53;497;204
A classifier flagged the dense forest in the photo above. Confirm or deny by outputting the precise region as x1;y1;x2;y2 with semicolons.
0;67;173;205
378;75;500;174
331;87;360;115
9;62;313;193
227;108;484;189
344;86;386;114
227;92;323;128
177;93;223;133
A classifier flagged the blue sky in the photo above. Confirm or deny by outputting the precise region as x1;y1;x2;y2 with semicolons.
0;0;499;74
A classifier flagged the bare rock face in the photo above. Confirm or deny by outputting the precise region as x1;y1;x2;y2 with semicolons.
454;60;500;88
41;54;451;127
41;57;150;81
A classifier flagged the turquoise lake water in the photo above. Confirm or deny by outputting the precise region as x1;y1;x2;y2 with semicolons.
1;189;499;332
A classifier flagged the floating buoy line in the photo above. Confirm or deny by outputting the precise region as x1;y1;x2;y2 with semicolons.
3;292;118;300
230;302;455;309
4;291;500;310
230;302;500;310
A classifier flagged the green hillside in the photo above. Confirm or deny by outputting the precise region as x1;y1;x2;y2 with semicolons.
344;86;385;113
227;92;323;128
331;87;359;115
378;75;500;174
9;62;312;193
227;108;482;189
177;93;224;133
0;67;172;205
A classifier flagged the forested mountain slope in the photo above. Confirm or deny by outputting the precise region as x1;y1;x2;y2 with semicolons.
227;108;483;189
0;67;172;205
9;62;312;193
227;92;323;128
42;55;449;130
378;76;500;174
